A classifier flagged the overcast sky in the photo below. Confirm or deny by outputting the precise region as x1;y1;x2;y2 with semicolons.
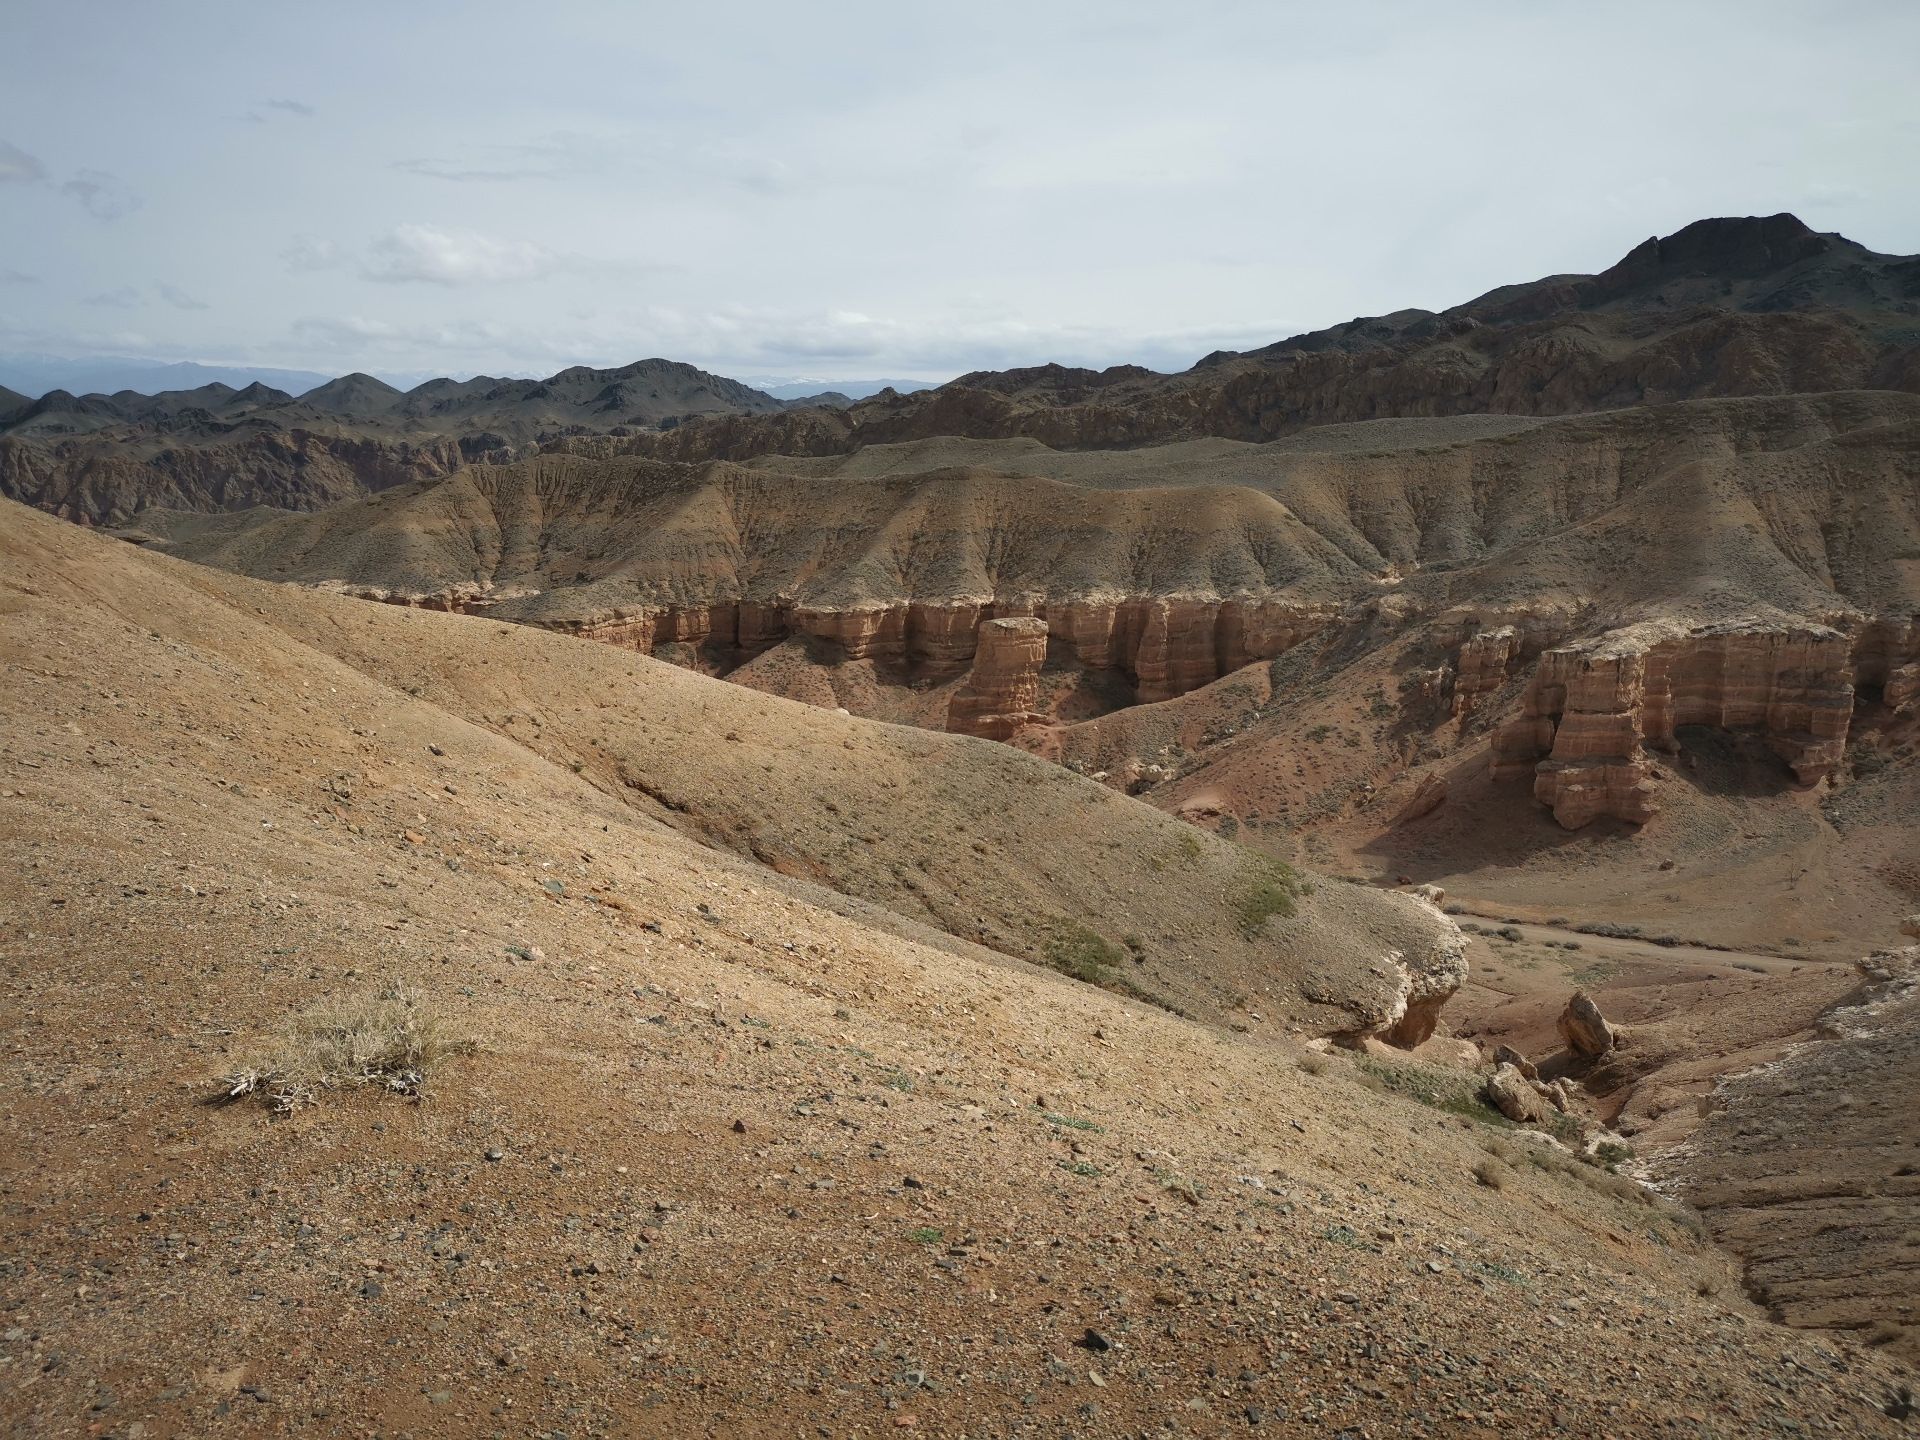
3;0;1917;387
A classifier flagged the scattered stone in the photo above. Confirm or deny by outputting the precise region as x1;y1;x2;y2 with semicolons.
485;1148;504;1162
1557;991;1615;1058
1077;1327;1113;1353
731;1119;747;1134
357;1278;383;1299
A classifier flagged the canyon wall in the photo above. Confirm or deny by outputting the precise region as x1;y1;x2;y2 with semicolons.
486;592;1338;705
1490;621;1913;828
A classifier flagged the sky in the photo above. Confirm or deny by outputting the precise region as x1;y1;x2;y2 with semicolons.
3;0;1918;389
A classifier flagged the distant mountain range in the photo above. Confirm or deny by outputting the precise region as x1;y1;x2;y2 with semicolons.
5;213;1918;526
0;356;869;446
0;354;338;406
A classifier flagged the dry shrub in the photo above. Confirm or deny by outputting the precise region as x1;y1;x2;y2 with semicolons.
218;982;472;1114
1481;1137;1519;1166
1472;1158;1510;1190
1297;1052;1329;1076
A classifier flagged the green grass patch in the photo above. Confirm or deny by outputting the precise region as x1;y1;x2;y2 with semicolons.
1039;1108;1104;1132
906;1227;943;1245
1043;919;1130;986
1059;1161;1101;1178
1234;852;1307;939
1354;1056;1519;1129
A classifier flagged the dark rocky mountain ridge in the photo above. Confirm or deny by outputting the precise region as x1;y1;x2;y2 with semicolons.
6;214;1918;527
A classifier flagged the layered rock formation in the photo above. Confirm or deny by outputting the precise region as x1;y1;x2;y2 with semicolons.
947;617;1051;739
1451;627;1520;717
519;592;1338;708
1493;622;1867;828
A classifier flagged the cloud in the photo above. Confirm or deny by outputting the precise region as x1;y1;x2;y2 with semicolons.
83;286;142;309
0;140;47;184
0;269;37;285
391;158;554;183
281;235;342;273
266;99;315;117
156;282;211;311
361;224;558;285
61;170;142;221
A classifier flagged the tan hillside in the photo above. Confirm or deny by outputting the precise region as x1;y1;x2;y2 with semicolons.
8;498;1917;1435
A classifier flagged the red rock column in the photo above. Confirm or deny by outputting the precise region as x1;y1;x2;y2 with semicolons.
946;617;1051;741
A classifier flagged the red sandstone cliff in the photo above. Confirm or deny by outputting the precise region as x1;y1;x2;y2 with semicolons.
1491;621;1890;827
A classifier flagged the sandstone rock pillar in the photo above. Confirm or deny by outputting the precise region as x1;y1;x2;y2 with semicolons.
946;617;1051;741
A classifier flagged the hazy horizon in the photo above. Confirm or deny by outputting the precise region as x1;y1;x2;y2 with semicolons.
4;1;1917;385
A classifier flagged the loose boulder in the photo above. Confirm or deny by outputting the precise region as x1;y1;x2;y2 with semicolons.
1486;1062;1553;1124
1557;991;1615;1058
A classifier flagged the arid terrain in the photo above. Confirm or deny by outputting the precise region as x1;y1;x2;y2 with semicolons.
6;499;1916;1440
3;211;1919;1437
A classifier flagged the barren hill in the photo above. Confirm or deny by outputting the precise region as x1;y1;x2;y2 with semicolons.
0;358;800;522
19;498;1917;1434
592;214;1920;467
8;213;1920;529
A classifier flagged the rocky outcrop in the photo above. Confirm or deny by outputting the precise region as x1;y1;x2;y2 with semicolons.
1392;772;1449;825
1493;621;1858;828
1558;992;1615;1058
1372;890;1471;1048
1493;1043;1538;1079
1886;664;1919;710
1452;627;1520;717
512;590;1335;704
947;618;1052;740
1486;1063;1554;1123
302;578;539;614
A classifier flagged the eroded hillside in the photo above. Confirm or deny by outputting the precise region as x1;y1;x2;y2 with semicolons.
16;500;1916;1435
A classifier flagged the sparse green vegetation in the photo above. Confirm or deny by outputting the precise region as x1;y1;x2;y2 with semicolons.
1042;920;1130;986
1039;1109;1104;1133
1234;852;1307;938
906;1227;943;1245
1355;1056;1517;1128
1305;724;1334;743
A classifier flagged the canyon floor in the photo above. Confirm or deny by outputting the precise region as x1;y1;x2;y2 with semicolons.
5;499;1917;1439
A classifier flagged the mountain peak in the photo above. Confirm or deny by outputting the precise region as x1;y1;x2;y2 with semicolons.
1592;213;1833;295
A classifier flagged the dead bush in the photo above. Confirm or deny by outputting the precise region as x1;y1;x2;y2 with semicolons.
216;982;473;1114
1297;1052;1329;1076
1472;1158;1510;1190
